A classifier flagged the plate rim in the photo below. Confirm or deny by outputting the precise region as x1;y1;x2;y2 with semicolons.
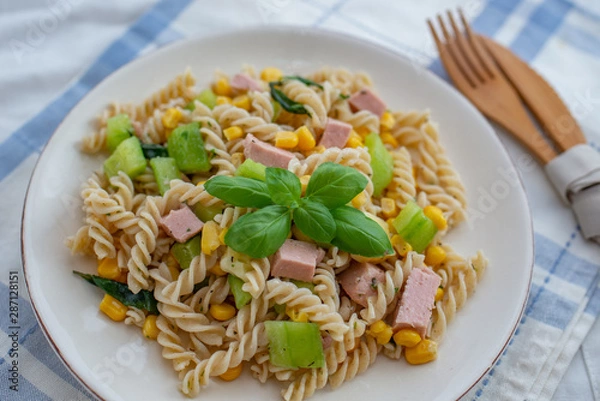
21;24;534;401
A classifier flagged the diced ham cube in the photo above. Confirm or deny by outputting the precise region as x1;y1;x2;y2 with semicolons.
270;239;322;282
338;262;386;307
243;134;295;168
160;205;204;243
319;118;353;148
231;73;263;92
391;267;441;337
348;88;387;118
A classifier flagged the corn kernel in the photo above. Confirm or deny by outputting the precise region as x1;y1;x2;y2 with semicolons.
404;339;438;365
296;126;316;151
219;363;244;381
380;132;399;148
391;234;412;257
425;245;447;266
387;218;397;234
99;294;128;322
380;197;397;219
286;307;309;323
166;252;180;280
300;175;311;196
142;315;159;340
209;264;227;276
312;145;326;154
223;126;244;141
232;95;251;111
351;191;367;208
369;320;388;334
202;221;221;256
260;67;283;82
216;96;232;105
275;131;299;149
116;270;128;284
435;287;444;302
219;228;228;245
423;205;448;231
346;131;364;148
210;303;236;321
377;326;394;345
214;77;232;96
393;329;421;347
380;111;396;131
97;257;121;280
195;180;206;188
355;126;372;138
161;108;183;130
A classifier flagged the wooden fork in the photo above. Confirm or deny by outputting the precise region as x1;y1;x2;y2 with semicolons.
427;10;557;164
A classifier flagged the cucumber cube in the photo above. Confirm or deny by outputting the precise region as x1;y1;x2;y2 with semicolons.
167;122;211;173
365;133;394;197
235;159;266;181
228;274;252;309
150;157;181;195
106;114;133;153
103;136;147;179
264;321;324;369
171;236;201;270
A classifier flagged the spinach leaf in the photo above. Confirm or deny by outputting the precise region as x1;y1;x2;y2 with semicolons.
269;82;310;115
305;162;368;209
293;199;336;243
283;75;324;90
141;144;169;159
204;176;273;208
330;206;393;257
73;271;158;314
224;205;291;258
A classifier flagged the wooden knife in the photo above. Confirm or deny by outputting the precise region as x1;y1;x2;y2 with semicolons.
478;35;587;151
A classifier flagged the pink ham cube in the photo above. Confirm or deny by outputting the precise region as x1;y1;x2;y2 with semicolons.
338;262;386;307
243;134;295;168
318;118;353;149
160;205;204;243
348;88;387;118
230;73;263;92
392;267;441;337
270;239;324;282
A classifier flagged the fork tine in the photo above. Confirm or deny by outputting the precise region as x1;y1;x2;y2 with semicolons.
427;18;472;91
447;10;485;83
436;14;477;87
459;8;496;79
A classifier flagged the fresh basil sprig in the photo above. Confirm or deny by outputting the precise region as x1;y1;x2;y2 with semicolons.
73;271;158;314
268;75;323;116
204;162;392;258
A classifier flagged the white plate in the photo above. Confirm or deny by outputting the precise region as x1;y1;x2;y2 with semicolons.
22;27;533;401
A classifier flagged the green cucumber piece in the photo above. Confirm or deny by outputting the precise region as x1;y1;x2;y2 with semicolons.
185;89;218;111
191;203;224;223
103;136;147;179
264;321;324;369
291;280;315;292
271;99;282;122
393;200;422;237
106;114;133;153
171;236;201;270
228;274;252;309
365;133;394;197
150;157;181;195
167;122;211;173
392;200;438;253
235;159;267;181
403;218;438;253
141;143;169;159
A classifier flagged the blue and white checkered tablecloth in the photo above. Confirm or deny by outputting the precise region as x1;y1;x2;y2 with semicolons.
1;0;599;400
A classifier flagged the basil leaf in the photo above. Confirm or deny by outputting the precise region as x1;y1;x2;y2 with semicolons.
73;271;158;314
269;82;309;115
204;176;273;208
283;75;324;90
330;206;393;257
293;199;336;243
305;162;368;209
266;167;301;207
224;205;291;258
339;93;350;100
